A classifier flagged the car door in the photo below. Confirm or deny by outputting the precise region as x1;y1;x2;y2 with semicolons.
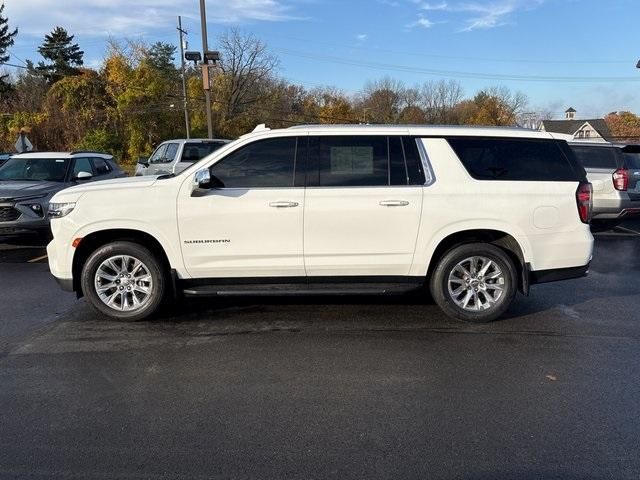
303;135;424;277
177;136;305;278
147;142;179;176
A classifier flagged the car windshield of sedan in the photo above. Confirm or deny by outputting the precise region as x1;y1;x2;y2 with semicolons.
0;158;70;182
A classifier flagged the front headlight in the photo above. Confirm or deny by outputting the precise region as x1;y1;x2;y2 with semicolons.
48;202;76;218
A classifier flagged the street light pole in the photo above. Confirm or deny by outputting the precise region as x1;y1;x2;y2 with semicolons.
199;0;214;139
177;16;190;139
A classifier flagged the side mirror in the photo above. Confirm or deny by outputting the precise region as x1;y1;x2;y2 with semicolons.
137;156;149;167
192;169;224;196
75;171;93;181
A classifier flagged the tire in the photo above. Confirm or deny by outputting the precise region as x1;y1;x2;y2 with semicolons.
429;243;517;323
81;241;166;321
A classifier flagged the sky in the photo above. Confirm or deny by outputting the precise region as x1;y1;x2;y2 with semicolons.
3;0;640;119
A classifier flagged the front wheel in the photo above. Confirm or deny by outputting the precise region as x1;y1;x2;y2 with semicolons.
81;241;166;321
429;243;517;323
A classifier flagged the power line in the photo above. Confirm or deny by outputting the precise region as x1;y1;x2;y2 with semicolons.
266;34;633;66
275;48;640;84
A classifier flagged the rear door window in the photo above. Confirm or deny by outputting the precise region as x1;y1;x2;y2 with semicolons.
307;136;420;187
447;137;579;181
570;146;620;170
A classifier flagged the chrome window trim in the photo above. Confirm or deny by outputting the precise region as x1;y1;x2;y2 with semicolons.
415;138;436;186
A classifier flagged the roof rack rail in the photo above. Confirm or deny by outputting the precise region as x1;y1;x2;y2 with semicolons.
69;150;112;156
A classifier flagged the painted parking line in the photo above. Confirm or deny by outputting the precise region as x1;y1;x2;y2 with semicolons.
27;254;48;263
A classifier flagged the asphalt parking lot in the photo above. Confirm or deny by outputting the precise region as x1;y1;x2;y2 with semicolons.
1;221;639;479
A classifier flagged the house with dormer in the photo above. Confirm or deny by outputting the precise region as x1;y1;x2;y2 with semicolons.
539;107;611;143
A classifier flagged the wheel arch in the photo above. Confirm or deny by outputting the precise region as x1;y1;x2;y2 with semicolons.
72;229;173;297
425;229;529;295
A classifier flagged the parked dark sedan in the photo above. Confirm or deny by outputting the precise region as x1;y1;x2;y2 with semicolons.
0;151;125;241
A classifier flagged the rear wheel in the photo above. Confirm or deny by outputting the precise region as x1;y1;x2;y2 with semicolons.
81;241;166;321
429;243;517;323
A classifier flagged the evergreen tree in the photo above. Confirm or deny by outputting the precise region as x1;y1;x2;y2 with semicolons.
36;26;84;83
0;3;18;96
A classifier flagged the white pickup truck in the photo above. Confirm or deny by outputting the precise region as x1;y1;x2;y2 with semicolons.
135;138;230;177
47;125;594;323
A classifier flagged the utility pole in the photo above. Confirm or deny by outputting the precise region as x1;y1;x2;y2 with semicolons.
199;0;213;139
177;16;190;139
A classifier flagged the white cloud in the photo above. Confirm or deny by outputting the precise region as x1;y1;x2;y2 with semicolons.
406;15;436;29
406;0;544;32
418;2;449;10
4;0;302;37
457;0;543;32
355;33;368;42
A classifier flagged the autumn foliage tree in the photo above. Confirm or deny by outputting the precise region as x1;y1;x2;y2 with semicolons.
605;112;640;142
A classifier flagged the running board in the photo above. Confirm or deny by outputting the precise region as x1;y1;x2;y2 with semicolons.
182;282;422;297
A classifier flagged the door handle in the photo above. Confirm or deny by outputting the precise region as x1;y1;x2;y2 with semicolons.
379;200;410;207
269;201;299;208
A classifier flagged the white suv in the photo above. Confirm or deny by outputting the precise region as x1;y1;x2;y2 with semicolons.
47;125;594;323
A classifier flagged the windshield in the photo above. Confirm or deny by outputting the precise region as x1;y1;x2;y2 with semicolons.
0;158;70;182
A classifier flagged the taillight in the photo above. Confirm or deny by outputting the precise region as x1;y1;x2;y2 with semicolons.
613;168;629;191
576;182;592;224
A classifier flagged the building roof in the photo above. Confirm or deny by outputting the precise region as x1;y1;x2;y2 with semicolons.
565;107;577;113
541;119;611;139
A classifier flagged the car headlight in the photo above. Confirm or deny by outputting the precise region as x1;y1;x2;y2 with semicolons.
48;202;76;218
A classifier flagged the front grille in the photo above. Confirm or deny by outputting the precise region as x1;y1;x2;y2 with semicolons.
0;206;20;222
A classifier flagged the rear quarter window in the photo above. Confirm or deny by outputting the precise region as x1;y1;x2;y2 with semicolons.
447;137;581;182
570;146;620;170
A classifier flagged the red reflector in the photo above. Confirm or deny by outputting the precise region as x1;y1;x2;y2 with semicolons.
72;238;83;248
613;168;629;191
576;182;593;224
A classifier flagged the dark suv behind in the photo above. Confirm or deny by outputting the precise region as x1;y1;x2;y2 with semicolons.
0;151;125;241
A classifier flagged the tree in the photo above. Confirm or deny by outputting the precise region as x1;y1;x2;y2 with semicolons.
459;86;527;126
147;42;178;78
605;111;640;142
421;80;464;124
36;26;84;82
358;77;405;123
216;28;279;125
0;3;18;96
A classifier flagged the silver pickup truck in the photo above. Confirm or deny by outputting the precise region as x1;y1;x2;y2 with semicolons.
135;139;230;177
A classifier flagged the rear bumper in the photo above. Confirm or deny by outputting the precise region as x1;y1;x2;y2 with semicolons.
528;263;590;286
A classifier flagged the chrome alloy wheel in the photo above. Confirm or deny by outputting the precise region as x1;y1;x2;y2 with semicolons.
94;255;153;312
447;256;505;312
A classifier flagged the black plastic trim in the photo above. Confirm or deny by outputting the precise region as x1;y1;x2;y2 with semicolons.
528;264;590;285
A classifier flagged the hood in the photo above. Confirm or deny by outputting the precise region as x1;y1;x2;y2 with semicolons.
0;180;64;201
61;175;160;195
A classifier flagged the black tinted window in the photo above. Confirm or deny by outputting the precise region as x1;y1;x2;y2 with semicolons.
571;146;619;169
92;158;111;175
389;136;407;186
211;137;297;188
402;138;426;185
448;137;578;181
